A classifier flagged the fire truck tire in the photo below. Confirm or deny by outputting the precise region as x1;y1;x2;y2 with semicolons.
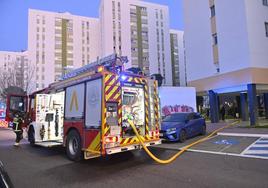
28;125;35;146
66;130;82;161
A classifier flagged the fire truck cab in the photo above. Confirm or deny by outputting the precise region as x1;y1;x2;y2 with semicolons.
6;54;161;161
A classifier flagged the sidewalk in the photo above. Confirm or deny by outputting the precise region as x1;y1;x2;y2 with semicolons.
207;120;268;135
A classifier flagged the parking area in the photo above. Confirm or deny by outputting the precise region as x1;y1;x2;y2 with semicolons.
156;133;268;160
1;127;268;188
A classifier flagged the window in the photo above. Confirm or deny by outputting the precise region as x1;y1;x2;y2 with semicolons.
212;33;218;45
263;0;268;6
265;22;268;37
160;10;163;19
210;5;215;17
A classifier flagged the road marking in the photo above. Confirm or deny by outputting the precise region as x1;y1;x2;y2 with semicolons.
241;138;268;159
159;135;268;160
241;138;260;155
185;148;268;160
217;132;268;138
218;144;232;153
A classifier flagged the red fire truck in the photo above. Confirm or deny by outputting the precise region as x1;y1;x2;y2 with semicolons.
5;54;161;161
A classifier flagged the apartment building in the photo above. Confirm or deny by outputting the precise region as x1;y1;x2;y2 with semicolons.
28;9;100;90
183;0;268;124
100;0;172;85
0;51;30;92
170;30;187;86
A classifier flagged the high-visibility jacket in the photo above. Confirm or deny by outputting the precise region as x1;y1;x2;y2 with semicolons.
13;117;23;132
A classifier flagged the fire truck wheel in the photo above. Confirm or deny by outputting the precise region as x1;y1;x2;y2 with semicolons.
66;130;82;161
28;125;35;146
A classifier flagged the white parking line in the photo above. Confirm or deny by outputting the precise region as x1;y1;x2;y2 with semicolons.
241;138;268;158
241;138;260;155
217;132;268;138
185;148;268;160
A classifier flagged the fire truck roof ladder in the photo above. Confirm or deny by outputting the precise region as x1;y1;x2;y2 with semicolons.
60;54;128;81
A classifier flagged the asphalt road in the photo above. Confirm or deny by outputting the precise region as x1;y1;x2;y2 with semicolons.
1;128;268;188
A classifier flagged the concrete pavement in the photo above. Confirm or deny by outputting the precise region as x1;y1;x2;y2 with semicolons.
157;120;268;160
1;128;268;188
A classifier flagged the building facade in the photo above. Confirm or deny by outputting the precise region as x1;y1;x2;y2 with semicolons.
28;9;100;90
183;0;268;124
100;0;173;85
0;51;31;92
170;30;187;86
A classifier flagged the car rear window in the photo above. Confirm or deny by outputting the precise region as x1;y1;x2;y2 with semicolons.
163;113;189;122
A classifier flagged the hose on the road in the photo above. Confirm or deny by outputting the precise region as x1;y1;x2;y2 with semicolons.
128;120;240;164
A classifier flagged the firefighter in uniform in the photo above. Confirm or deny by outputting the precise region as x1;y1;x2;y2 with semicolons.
13;112;24;146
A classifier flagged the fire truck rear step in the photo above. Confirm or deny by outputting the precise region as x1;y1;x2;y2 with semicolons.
35;141;63;147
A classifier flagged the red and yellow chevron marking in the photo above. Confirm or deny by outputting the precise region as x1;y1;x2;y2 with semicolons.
87;132;101;153
118;98;122;128
0;120;8;128
124;76;144;84
144;81;150;134
153;81;160;130
103;73;122;139
120;135;159;146
120;137;134;145
127;77;133;82
105;74;121;102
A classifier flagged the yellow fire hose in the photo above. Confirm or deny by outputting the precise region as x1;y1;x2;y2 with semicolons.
128;120;240;164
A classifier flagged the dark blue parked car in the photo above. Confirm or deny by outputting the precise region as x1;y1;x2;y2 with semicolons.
160;112;206;142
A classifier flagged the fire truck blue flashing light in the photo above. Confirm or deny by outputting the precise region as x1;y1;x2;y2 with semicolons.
120;75;127;81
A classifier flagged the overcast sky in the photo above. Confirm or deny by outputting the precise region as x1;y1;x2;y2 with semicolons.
0;0;183;51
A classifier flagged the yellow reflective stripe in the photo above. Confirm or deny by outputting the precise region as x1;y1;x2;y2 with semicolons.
88;132;101;151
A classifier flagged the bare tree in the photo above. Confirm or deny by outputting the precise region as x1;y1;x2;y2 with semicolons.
0;69;22;102
0;63;35;102
23;62;36;94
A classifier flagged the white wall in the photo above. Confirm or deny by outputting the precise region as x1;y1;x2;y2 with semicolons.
245;0;268;68
183;0;268;85
183;0;215;82
215;0;251;74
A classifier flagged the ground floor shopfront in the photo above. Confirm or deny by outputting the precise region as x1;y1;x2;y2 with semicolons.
189;68;268;125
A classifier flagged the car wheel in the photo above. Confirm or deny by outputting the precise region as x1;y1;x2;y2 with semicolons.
28;125;35;146
201;125;206;135
66;130;83;161
179;130;187;143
